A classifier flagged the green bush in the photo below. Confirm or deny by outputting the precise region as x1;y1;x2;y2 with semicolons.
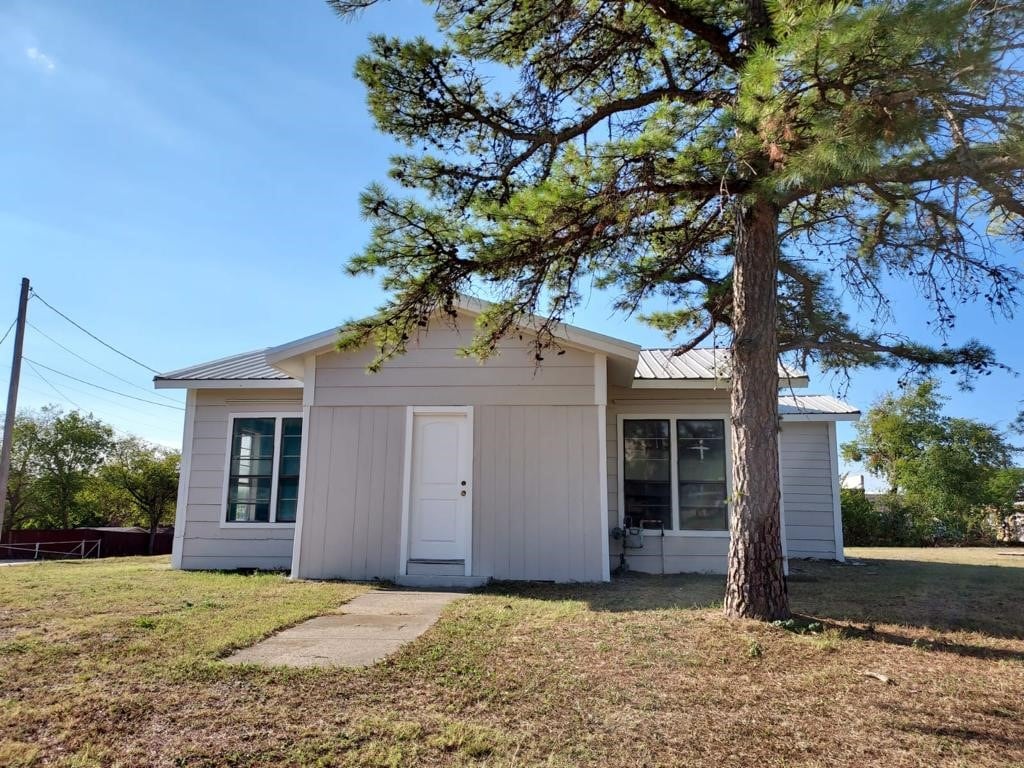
841;489;927;546
842;488;1001;546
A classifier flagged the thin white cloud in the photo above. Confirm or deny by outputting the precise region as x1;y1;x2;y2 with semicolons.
26;45;56;72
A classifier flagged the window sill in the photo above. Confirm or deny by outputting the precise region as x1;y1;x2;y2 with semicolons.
635;529;730;538
218;522;297;530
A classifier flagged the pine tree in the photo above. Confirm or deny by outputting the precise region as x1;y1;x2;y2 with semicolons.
331;0;1024;619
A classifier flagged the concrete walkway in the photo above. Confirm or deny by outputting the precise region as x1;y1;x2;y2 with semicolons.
224;590;464;668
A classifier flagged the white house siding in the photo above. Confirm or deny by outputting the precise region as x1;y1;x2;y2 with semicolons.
293;405;407;580
779;421;838;558
473;404;604;582
286;317;606;581
606;387;840;574
178;389;301;571
293;402;604;582
313;319;596;407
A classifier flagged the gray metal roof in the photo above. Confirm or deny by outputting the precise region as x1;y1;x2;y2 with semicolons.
156;349;291;382
157;345;812;385
636;348;805;381
778;394;859;417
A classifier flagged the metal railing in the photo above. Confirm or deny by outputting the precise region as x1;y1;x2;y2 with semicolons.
0;539;102;560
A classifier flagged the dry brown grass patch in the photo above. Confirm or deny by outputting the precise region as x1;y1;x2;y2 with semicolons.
1;550;1022;766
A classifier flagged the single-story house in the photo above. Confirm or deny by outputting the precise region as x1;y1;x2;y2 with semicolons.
156;296;859;586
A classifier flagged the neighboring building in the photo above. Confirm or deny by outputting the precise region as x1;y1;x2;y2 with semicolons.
841;474;865;491
156;296;859;586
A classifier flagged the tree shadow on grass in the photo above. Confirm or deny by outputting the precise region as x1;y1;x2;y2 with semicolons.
802;619;1024;662
786;557;1024;642
484;556;1024;649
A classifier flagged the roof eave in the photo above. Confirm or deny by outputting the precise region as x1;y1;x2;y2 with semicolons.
779;411;861;422
153;378;301;390
631;376;811;389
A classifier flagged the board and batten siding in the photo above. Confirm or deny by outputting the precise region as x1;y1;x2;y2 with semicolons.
293;403;604;581
177;389;301;571
473;404;604;582
292;405;407;580
606;386;840;573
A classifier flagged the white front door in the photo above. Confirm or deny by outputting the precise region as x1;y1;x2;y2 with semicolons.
408;410;472;567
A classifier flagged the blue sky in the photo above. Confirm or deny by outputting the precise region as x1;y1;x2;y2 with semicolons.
2;0;1021;485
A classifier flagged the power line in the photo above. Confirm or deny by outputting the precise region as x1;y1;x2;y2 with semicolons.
27;322;182;404
21;365;153;440
22;358;184;411
0;317;15;348
21;365;183;429
24;359;85;410
28;290;162;374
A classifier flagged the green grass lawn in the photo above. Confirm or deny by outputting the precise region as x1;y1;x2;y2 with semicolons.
1;549;1022;767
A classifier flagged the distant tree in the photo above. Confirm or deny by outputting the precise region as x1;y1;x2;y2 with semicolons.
844;380;1021;541
988;466;1024;540
29;408;114;530
842;380;946;494
100;438;179;553
333;0;1024;619
2;412;44;538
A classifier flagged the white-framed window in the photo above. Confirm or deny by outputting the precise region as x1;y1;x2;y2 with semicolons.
619;415;731;535
223;413;303;526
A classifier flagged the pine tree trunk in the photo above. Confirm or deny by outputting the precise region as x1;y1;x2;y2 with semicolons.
724;198;791;621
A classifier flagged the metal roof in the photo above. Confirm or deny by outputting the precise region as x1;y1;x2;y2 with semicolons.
778;394;860;417
156;344;822;391
156;349;291;382
636;348;805;381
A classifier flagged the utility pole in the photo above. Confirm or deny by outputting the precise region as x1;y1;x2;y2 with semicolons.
0;277;30;540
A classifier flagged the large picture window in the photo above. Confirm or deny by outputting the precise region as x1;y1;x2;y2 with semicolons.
622;417;729;532
225;415;303;524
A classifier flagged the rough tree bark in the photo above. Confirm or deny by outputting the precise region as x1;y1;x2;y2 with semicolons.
724;198;790;620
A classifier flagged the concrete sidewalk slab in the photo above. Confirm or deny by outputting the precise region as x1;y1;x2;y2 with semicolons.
223;590;464;668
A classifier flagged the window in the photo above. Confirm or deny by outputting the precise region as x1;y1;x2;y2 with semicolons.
676;419;728;530
622;419;672;529
225;415;303;524
622;417;729;532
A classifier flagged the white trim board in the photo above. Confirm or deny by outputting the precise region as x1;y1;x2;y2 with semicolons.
170;389;197;570
828;421;846;562
288;404;313;579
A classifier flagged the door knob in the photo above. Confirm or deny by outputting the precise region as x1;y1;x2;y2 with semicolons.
460;480;467;486
460;490;467;496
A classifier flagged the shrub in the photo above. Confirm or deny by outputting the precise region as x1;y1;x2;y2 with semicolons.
841;489;927;546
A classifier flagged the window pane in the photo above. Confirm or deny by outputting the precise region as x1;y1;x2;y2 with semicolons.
228;477;272;504
677;419;728;530
623;419;672;529
226;418;276;524
276;418;303;523
230;457;274;477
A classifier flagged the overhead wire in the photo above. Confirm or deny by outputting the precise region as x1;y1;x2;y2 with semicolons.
24;359;85;411
22;358;184;411
21;365;178;437
27;321;182;404
0;317;16;348
28;289;162;374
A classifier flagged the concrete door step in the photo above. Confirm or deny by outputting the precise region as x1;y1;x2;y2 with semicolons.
395;573;488;589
